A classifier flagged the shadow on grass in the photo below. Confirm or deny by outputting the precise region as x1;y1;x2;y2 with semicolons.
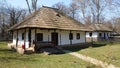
92;43;107;47
60;43;107;53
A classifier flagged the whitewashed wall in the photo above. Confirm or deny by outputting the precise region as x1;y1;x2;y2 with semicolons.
34;29;86;45
31;29;70;45
13;31;17;45
18;29;24;46
86;32;98;38
86;31;111;39
25;28;29;48
13;29;29;48
13;29;86;48
72;31;85;44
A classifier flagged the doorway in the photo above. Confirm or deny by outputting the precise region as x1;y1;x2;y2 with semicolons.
51;32;58;46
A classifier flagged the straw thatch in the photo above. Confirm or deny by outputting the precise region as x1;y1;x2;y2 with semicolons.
9;6;90;31
89;23;112;32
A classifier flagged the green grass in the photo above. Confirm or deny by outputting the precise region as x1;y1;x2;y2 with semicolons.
76;43;120;67
0;42;100;68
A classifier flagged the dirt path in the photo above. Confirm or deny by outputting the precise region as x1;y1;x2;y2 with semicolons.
63;50;119;68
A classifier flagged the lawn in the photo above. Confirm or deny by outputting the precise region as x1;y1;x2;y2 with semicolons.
71;42;120;67
0;42;100;68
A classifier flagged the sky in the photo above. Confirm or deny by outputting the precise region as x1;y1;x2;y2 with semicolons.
1;0;119;20
6;0;72;9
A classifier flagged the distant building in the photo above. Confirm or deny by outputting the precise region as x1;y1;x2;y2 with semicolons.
86;23;113;42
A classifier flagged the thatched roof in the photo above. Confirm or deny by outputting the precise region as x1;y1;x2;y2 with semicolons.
9;6;90;31
89;23;113;32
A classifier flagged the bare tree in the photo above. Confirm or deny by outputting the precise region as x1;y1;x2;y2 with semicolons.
69;1;79;19
26;0;31;14
0;0;27;40
88;0;109;23
85;16;92;26
52;2;70;14
72;0;89;23
32;0;38;11
0;0;8;39
113;17;120;33
8;7;27;26
25;0;38;14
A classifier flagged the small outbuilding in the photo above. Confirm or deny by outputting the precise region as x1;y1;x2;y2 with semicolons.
86;23;113;42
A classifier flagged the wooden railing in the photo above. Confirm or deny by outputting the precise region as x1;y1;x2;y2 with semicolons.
35;41;54;51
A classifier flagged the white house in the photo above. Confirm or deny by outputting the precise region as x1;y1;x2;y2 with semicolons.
86;23;113;42
8;6;90;51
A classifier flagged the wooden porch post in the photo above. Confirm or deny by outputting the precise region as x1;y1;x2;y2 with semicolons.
70;30;72;45
16;30;18;47
24;28;26;49
11;31;13;41
85;31;86;43
60;30;61;45
35;28;37;46
34;28;37;51
28;28;31;47
48;30;50;42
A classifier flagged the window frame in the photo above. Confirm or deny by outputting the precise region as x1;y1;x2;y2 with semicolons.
99;33;102;37
76;33;80;39
36;33;43;41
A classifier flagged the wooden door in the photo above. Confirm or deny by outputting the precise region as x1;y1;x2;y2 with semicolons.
51;32;58;46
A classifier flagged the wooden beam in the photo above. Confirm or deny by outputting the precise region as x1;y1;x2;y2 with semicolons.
60;32;61;45
85;31;86;43
11;31;13;41
54;29;56;32
16;30;18;47
70;30;72;45
28;28;31;47
24;28;26;49
48;30;50;42
35;28;37;46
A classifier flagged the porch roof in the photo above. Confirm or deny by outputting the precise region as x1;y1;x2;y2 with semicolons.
8;6;91;31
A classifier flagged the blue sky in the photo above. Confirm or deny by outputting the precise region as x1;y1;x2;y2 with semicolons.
2;0;119;20
7;0;72;9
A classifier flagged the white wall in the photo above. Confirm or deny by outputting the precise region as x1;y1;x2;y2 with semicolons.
12;29;29;48
86;31;111;40
25;28;29;48
86;32;98;38
13;29;86;48
58;30;70;45
31;29;70;45
72;31;85;44
13;31;17;45
35;30;86;45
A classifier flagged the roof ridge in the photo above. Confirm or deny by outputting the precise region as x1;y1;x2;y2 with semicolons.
42;6;59;10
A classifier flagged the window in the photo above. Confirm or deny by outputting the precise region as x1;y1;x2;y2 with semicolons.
104;33;106;38
107;33;109;36
22;33;24;40
89;32;92;37
76;33;80;39
69;33;73;40
36;33;43;41
99;33;102;37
